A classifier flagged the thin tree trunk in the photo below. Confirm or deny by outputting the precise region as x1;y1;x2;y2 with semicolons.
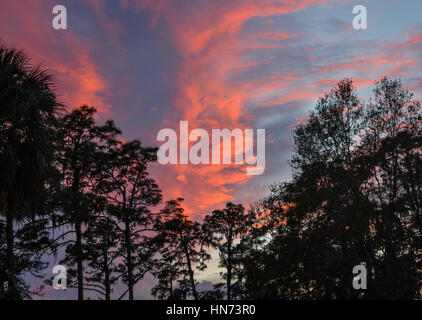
226;235;232;300
125;219;134;300
184;244;198;300
71;164;84;300
0;281;4;296
75;220;84;300
6;202;17;299
104;251;110;301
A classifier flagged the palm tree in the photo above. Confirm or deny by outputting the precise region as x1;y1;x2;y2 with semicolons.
0;41;61;299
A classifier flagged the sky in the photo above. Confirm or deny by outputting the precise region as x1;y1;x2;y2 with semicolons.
0;0;421;299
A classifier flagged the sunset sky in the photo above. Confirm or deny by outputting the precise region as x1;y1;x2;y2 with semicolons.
1;0;421;298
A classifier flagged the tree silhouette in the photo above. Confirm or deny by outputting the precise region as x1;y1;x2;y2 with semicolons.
240;78;421;299
358;78;421;298
94;140;162;300
154;199;212;300
151;257;182;300
82;215;120;300
204;203;251;299
0;42;61;299
55;105;120;300
0;216;55;299
2;40;421;301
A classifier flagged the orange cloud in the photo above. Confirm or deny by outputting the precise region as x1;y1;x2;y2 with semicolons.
135;0;344;218
0;0;111;114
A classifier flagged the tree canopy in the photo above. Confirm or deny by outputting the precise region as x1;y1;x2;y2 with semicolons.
1;41;421;300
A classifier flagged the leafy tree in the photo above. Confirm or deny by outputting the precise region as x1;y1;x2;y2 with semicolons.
198;284;225;300
359;78;422;298
241;78;421;299
0;216;54;299
287;78;371;298
151;259;181;300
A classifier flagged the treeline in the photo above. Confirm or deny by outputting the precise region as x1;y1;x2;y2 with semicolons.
0;42;251;300
0;43;421;300
241;78;422;299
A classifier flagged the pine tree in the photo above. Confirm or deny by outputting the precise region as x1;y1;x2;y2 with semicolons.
83;215;120;300
203;203;251;299
95;140;162;300
154;199;212;300
55;105;120;300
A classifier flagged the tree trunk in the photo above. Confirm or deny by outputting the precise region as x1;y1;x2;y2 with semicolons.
226;235;232;300
0;280;4;296
75;220;84;300
104;260;110;300
184;244;198;300
125;219;134;300
6;201;17;299
71;164;84;300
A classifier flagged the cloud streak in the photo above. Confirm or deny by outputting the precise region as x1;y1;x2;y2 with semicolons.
1;0;421;218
